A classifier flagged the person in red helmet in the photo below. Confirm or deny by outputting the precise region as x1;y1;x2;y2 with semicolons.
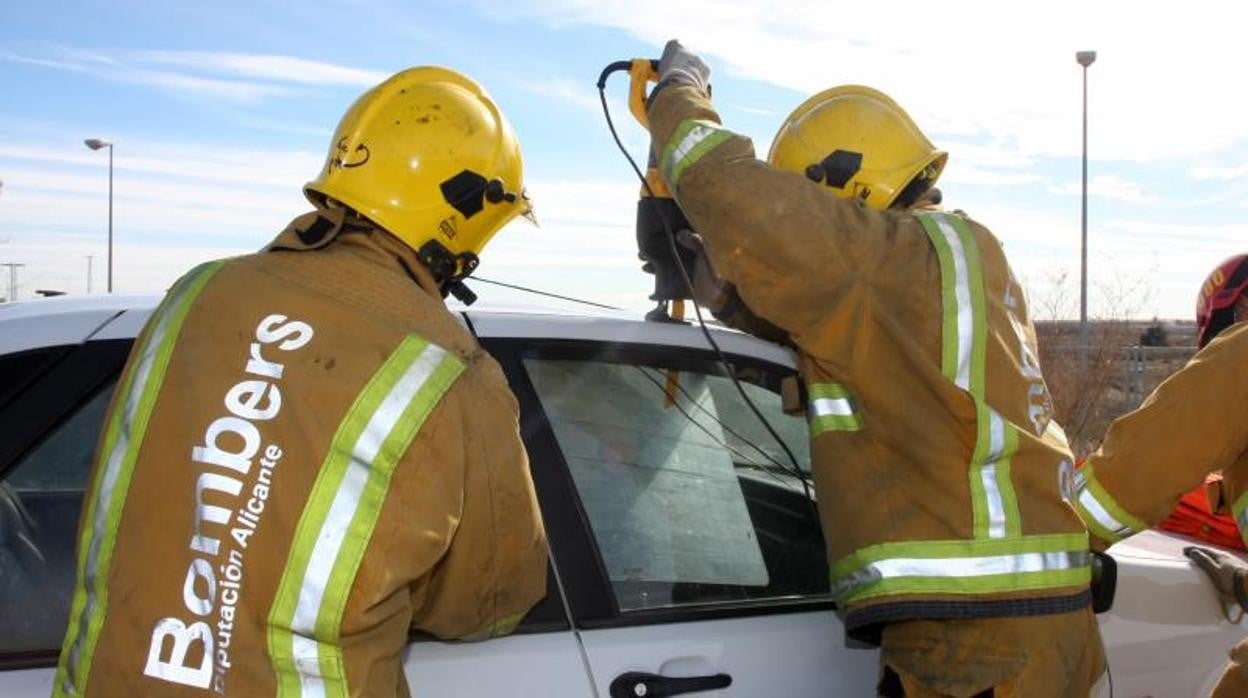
1073;254;1248;697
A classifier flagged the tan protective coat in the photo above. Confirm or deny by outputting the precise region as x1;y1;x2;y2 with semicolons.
648;85;1100;693
1076;323;1248;549
1076;324;1248;698
54;211;547;697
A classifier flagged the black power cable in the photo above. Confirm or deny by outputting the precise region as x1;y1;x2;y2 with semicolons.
597;70;815;515
472;276;623;310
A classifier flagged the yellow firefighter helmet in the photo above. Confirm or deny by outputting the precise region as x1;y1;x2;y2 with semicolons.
767;85;947;211
305;66;532;280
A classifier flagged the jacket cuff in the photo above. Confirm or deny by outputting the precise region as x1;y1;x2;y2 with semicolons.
1073;465;1148;544
647;83;723;163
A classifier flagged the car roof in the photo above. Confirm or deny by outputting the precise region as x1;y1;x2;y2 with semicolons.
0;294;154;355
0;294;797;369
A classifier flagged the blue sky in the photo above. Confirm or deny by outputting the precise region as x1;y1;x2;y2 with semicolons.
2;0;1247;319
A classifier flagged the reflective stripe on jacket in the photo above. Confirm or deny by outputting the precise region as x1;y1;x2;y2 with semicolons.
1075;323;1248;549
648;85;1091;642
54;211;547;696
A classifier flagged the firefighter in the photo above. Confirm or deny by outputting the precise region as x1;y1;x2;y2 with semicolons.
1074;255;1248;550
645;40;1103;696
1072;254;1248;698
54;67;547;696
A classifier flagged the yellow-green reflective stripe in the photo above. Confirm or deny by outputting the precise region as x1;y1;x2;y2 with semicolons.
1234;492;1248;548
267;336;464;698
1073;466;1145;543
916;213;977;390
917;213;1018;540
980;409;1022;539
830;534;1091;605
660;118;734;187
996;424;1023;538
55;262;222;696
808;382;862;434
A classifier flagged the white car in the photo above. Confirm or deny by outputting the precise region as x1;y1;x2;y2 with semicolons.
0;295;1244;697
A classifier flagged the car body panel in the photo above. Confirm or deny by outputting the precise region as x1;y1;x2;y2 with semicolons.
404;633;594;696
578;611;877;696
1099;530;1248;696
465;309;797;368
1;295;1245;697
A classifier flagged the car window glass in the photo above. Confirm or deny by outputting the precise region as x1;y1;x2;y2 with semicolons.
0;346;67;407
1;381;115;655
524;357;826;612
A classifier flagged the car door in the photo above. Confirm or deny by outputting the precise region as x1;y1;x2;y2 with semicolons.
0;336;130;695
0;308;592;697
496;337;878;696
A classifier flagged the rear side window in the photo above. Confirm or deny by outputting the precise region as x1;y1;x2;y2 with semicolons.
524;356;825;613
1;381;115;656
0;347;69;407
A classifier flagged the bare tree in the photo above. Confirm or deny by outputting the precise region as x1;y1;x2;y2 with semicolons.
1033;267;1161;459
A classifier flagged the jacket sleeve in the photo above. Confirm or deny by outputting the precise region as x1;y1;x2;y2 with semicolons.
408;353;548;640
1075;324;1248;549
1217;452;1248;546
647;84;901;341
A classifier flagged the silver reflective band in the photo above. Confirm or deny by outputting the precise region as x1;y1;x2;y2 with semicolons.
669;123;720;168
810;396;855;418
833;550;1091;597
661;120;731;185
1076;486;1133;539
931;214;974;390
64;272;199;690
287;342;450;691
982;410;1007;539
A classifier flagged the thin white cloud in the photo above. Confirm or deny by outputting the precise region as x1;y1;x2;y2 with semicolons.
133;51;388;87
0;139;324;189
524;78;603;113
1049;175;1152;204
487;0;1248;163
1189;161;1248;181
730;103;779;117
0;46;390;104
0;48;292;104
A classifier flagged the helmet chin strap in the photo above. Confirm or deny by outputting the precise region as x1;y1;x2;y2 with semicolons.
416;240;480;305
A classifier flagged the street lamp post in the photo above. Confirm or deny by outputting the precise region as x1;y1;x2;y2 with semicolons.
84;138;114;293
1076;51;1096;345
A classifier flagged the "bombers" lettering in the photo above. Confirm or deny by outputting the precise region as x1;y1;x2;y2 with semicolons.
143;314;312;689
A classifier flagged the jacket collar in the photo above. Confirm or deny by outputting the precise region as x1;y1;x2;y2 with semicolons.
267;209;444;300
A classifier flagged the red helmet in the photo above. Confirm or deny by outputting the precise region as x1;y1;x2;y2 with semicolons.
1196;254;1248;347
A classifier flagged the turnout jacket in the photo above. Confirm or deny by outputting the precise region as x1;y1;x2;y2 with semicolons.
1076;323;1248;549
54;211;547;697
648;85;1092;641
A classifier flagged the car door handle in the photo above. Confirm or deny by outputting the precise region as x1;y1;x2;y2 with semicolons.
609;671;732;697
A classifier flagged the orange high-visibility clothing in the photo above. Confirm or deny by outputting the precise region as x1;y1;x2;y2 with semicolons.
1158;475;1245;551
648;84;1093;646
54;210;547;697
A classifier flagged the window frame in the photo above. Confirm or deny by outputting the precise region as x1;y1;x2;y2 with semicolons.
484;337;835;632
0;339;131;671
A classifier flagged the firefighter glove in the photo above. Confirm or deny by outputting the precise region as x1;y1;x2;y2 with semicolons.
1185;545;1248;617
657;39;710;96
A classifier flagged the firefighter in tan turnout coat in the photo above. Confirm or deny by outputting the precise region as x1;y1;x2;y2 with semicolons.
54;67;547;697
1074;254;1248;698
646;40;1105;696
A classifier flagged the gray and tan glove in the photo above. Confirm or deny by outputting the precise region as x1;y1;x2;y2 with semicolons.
1185;545;1248;621
656;39;711;96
